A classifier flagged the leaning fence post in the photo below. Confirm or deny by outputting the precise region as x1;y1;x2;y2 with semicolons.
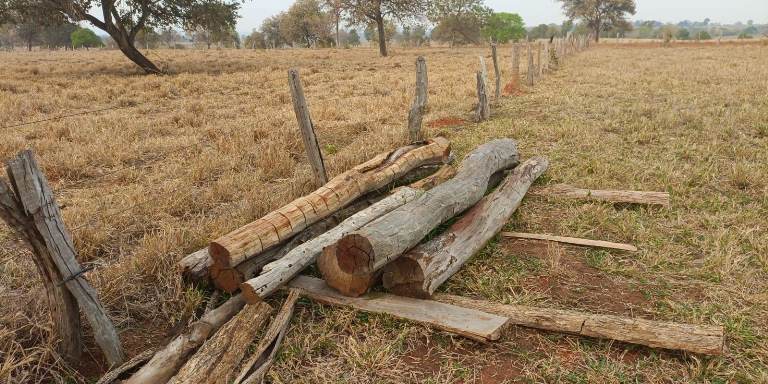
491;43;501;100
475;70;490;121
288;69;328;186
526;42;535;87
407;56;428;142
512;43;520;86
0;150;125;366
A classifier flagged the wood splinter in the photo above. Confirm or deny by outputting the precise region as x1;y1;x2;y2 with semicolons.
502;232;638;252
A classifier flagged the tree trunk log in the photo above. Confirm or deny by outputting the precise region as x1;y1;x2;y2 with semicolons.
289;276;507;342
383;157;548;298
534;184;670;207
168;302;273;384
434;294;724;355
209;138;450;271
234;289;301;384
335;139;519;276
124;295;246;384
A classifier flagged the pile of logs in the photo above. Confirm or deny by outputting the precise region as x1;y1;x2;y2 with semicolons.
110;137;722;384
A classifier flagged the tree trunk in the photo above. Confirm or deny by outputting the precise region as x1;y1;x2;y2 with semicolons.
383;157;548;298
375;15;388;57
334;139;519;276
335;17;340;47
209;138;450;271
111;31;161;74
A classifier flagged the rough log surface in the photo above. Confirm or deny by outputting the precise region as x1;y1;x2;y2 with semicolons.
234;289;301;384
491;44;501;99
209;138;451;270
383;157;549;298
168;302;272;384
511;43;520;83
526;43;535;86
535;184;670;207
289;69;328;186
502;232;638;252
289;276;507;342
124;295;246;384
95;349;155;384
336;139;519;275
407;56;428;142
241;187;423;303
434;294;724;355
475;70;490;121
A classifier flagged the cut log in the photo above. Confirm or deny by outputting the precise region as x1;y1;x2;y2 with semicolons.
124;295;246;384
168;302;273;384
234;289;301;384
209;138;451;270
289;276;507;342
178;248;212;284
335;139;519;276
95;349;156;384
383;157;549;298
535;184;670;207
241;187;423;303
501;232;638;252
433;294;724;355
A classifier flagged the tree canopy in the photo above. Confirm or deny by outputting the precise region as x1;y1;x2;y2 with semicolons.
429;0;492;46
340;0;427;56
558;0;636;42
482;12;524;43
70;27;101;48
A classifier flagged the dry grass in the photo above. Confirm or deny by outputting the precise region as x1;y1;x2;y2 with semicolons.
1;42;766;383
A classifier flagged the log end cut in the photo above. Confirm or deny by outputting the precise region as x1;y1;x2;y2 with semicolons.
209;263;243;293
335;234;375;276
381;257;429;299
208;241;232;268
318;244;378;297
240;282;263;305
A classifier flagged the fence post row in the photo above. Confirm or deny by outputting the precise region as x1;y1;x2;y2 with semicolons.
407;56;428;142
0;150;124;366
288;69;328;187
526;42;535;87
491;44;501;100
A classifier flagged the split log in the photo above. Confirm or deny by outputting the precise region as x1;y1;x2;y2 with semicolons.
241;187;423;303
124;295;246;384
95;349;156;384
289;276;507;342
178;248;211;284
234;289;301;384
501;232;638;252
434;294;724;355
335;139;519;276
407;56;428;142
168;302;273;384
535;184;670;207
289;69;328;186
383;157;549;298
209;138;451;270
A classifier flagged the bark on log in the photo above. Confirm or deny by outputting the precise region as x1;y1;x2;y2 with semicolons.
241;187;422;303
178;248;212;284
234;289;301;384
209;138;451;270
434;294;725;355
535;184;670;207
95;349;156;384
407;56;428;143
501;232;638;252
289;276;507;342
124;295;246;384
335;139;519;276
383;157;549;298
474;70;490;122
289;69;328;187
168;302;273;384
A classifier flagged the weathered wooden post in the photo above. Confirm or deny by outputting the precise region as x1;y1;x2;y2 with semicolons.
0;150;124;366
288;69;328;186
526;42;535;87
407;56;429;142
542;41;550;74
512;43;520;85
491;43;501;99
537;41;543;78
475;70;490;121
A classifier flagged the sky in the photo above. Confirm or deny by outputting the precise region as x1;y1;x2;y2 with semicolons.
237;0;768;35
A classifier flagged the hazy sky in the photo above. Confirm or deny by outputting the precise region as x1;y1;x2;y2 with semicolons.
238;0;768;34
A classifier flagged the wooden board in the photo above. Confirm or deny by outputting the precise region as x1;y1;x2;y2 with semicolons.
535;184;670;207
501;232;638;252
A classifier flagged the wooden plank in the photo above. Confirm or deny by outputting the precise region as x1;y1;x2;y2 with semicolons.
501;232;638;252
288;68;328;187
434;294;724;355
7;150;124;365
534;184;670;207
288;276;508;342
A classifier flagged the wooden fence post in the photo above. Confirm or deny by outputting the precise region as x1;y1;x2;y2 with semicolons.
0;150;124;366
491;44;501;100
407;56;428;142
475;70;490;121
526;42;535;87
512;43;520;86
537;41;543;78
288;69;328;186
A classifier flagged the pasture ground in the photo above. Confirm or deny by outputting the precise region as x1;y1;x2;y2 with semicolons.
0;42;766;383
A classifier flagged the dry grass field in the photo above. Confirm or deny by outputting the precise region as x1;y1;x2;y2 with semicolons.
1;41;767;383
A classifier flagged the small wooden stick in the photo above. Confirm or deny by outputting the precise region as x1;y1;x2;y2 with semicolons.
501;232;638;252
535;184;670;207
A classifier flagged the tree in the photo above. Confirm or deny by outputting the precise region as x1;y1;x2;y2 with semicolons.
261;14;285;48
482;12;524;43
244;29;266;48
6;0;240;73
558;0;636;42
185;0;239;49
71;27;102;49
347;28;360;45
159;28;181;48
676;28;690;40
281;0;332;48
340;0;427;56
323;0;343;46
364;19;396;45
429;0;492;46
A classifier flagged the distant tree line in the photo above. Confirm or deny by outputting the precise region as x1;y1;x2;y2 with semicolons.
625;19;767;41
